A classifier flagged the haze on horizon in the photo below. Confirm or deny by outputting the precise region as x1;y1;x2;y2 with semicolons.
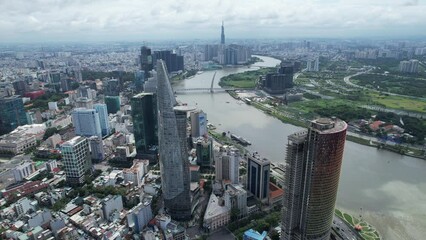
1;0;426;43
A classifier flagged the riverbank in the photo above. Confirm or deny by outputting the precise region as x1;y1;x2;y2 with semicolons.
228;90;425;159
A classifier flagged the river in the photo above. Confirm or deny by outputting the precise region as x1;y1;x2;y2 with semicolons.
174;56;426;240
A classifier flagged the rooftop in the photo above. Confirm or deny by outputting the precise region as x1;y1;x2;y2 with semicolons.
204;194;230;220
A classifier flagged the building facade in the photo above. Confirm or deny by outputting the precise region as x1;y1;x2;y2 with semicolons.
94;103;111;137
72;108;102;138
157;60;192;221
247;154;270;203
0;96;28;135
60;136;92;185
131;93;157;156
281;118;347;240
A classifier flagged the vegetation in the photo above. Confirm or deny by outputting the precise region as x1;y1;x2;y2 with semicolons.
82;70;135;82
335;209;381;240
228;210;281;240
43;127;59;140
352;74;426;98
219;67;275;88
25;92;67;111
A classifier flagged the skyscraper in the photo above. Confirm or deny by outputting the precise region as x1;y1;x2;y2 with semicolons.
281;118;347;240
0;96;28;135
247;154;270;203
61;136;92;185
104;96;121;114
94;103;110;137
131;93;157;156
190;110;207;138
221;21;225;45
216;146;240;184
157;60;191;221
89;136;105;163
72;108;102;138
140;46;153;77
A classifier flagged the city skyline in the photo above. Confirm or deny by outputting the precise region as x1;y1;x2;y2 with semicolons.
1;0;426;43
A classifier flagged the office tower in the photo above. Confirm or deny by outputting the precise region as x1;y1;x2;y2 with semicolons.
282;118;347;240
94;103;110;136
190;110;207;138
134;70;145;92
61;136;92;185
104;96;121;114
153;50;184;73
195;137;213;167
72;108;102;138
140;46;153;77
157;60;191;221
12;79;29;96
247;154;270;203
103;79;120;96
89;136;105;162
204;45;219;61
131;93;157;156
127;202;153;234
224;184;248;218
0;96;28;135
221;21;225;44
261;63;294;94
215;146;239;184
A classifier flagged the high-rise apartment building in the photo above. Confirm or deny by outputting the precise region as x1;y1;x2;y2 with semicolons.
399;59;419;73
215;146;239;184
72;108;102;138
307;57;320;72
94;103;110;137
281;118;347;240
131;93;157;156
127;202;153;234
157;60;192;221
60;136;92;185
261;63;294;94
0;96;28;135
247;154;270;203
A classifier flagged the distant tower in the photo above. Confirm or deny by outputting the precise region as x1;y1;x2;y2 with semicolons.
221;21;225;45
94;103;110;137
140;46;153;76
281;118;347;240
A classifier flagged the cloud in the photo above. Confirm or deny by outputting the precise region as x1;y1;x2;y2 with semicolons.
0;0;425;42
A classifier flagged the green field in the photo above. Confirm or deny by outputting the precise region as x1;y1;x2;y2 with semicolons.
367;92;426;112
219;67;275;88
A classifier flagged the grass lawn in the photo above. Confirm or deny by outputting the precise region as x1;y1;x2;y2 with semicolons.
367;92;426;112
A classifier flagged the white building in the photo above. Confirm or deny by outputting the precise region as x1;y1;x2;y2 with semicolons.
101;195;123;222
127;201;153;234
215;146;240;184
45;160;58;172
399;59;419;73
307;57;319;72
72;108;102;138
14;197;36;216
48;102;58;111
60;136;92;185
203;194;230;231
0;124;46;154
13;161;36;182
224;184;248;218
123;159;149;187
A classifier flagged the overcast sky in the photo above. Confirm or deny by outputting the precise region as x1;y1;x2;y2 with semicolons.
1;0;425;42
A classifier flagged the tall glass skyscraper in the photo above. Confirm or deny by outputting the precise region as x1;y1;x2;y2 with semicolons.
94;103;110;137
131;93;157;156
157;60;191;221
71;108;102;138
281;118;347;240
0;96;28;135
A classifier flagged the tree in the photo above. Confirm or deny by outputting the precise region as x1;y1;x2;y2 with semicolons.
43;127;59;140
231;207;241;221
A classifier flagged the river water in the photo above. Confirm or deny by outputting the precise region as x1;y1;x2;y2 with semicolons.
175;56;426;240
